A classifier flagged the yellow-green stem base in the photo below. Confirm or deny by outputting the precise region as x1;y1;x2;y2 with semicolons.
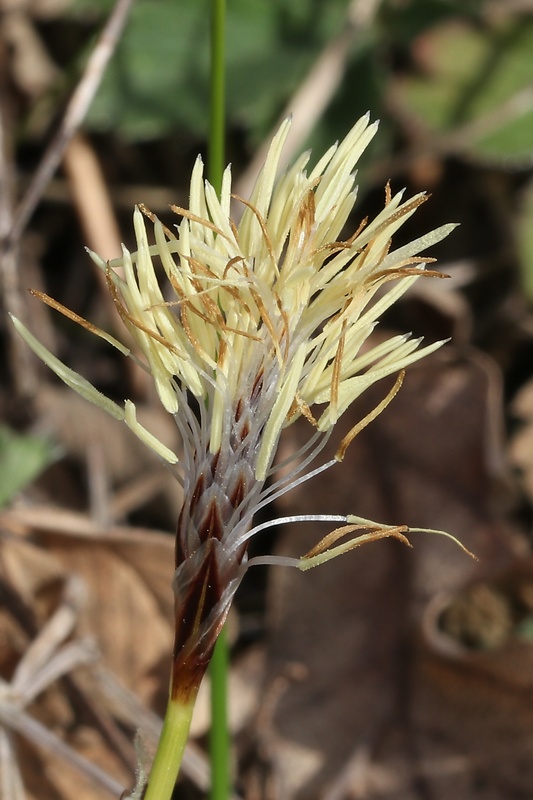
143;693;197;800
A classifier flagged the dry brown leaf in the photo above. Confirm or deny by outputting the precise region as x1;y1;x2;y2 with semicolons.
0;505;178;798
17;726;129;800
1;506;175;702
0;534;65;611
411;558;533;800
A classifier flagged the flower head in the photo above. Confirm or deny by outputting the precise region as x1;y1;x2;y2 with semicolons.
13;114;461;698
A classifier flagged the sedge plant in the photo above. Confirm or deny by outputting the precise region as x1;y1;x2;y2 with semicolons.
10;22;473;795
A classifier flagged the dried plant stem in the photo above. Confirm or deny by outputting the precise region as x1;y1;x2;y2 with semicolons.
7;0;133;249
2;0;132;397
0;700;124;797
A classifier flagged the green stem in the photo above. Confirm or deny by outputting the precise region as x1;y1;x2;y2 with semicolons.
143;694;197;800
208;2;230;800
143;4;228;799
208;0;226;195
209;627;231;800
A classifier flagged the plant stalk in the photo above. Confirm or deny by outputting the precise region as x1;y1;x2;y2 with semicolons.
208;2;231;799
143;693;197;800
139;2;229;798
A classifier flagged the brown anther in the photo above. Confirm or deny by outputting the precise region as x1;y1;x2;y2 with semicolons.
231;194;278;274
336;371;404;462
170;205;230;240
139;203;177;241
30;290;112;341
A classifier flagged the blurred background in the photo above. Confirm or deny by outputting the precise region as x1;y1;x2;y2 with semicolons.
2;0;533;798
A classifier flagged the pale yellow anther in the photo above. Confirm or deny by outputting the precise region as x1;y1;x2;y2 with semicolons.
14;113;454;481
124;401;179;464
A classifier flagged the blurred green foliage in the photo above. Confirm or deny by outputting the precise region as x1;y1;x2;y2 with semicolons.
68;0;533;162
0;427;56;508
61;0;533;293
64;0;533;160
74;0;351;141
396;16;533;165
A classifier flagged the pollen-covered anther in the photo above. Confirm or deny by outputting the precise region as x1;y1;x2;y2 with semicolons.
287;394;318;426
369;262;447;286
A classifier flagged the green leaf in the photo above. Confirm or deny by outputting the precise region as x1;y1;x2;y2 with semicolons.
516;615;533;641
85;1;210;139
81;0;351;141
0;426;57;508
395;17;533;165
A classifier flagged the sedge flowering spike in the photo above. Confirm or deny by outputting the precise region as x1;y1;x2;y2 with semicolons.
13;113;462;703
